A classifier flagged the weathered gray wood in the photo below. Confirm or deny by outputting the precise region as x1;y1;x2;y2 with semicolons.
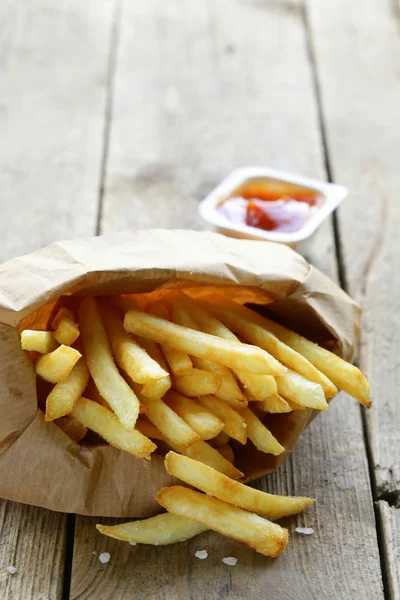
0;0;114;597
308;0;400;584
71;1;383;598
379;501;400;600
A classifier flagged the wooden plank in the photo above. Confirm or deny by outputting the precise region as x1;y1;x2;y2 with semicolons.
379;501;400;600
308;0;400;582
0;0;114;597
71;1;384;598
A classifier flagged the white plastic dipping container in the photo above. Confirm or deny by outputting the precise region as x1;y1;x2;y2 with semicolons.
199;166;348;247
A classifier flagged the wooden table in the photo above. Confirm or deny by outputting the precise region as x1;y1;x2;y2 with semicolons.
1;1;399;598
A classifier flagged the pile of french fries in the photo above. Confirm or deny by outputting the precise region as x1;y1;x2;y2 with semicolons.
21;289;370;558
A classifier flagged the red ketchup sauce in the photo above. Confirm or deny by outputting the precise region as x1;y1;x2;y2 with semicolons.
217;180;325;233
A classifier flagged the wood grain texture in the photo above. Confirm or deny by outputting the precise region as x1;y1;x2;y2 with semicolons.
71;1;384;598
379;501;400;600
0;0;113;261
307;0;400;513
0;0;114;598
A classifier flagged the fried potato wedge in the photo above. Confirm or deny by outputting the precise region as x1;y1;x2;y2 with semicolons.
97;513;207;545
156;486;288;557
165;452;314;518
71;397;156;458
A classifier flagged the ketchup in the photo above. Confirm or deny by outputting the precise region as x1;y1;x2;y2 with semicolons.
217;180;324;233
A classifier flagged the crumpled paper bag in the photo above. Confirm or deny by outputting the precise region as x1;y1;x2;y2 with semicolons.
0;230;360;517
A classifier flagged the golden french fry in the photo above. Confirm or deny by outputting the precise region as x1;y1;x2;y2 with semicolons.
85;379;112;410
134;416;165;440
96;513;207;545
276;369;328;410
156;486;288;558
170;439;243;479
257;393;292;413
45;356;90;421
142;396;200;448
135;336;172;399
285;399;307;411
164;390;224;440
240;407;284;455
79;297;140;430
36;345;82;383
196;395;247;444
174;293;280;402
53;317;80;346
217;444;234;463
172;368;221;397
165;452;315;518
202;298;338;399
21;330;58;354
149;303;193;375
71;397;156;458
51;306;75;330
123;309;285;376
208;295;370;405
55;415;88;443
209;431;230;447
99;302;168;384
170;301;247;407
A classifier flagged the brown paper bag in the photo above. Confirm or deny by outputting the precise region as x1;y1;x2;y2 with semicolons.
0;230;360;517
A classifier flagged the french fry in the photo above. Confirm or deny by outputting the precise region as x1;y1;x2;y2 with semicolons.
170;300;247;407
21;330;58;354
257;393;292;413
164;390;224;440
209;431;230;447
202;298;338;399
276;369;328;410
71;397;156;458
206;295;370;405
97;513;207;545
174;293;278;401
285;399;307;411
172;368;221;397
55;415;88;443
79;297;140;430
240;407;284;455
142;396;200;448
124;309;285;376
45;356;90;421
135;336;172;399
85;379;112;410
170;439;243;479
135;416;165;440
36;345;82;383
196;395;247;444
218;444;234;463
99;302;168;384
51;306;75;330
156;486;288;558
165;452;315;518
53;317;80;346
149;303;193;375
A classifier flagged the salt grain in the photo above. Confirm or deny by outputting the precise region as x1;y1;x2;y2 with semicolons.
92;551;97;556
98;552;111;564
295;527;314;535
7;566;17;575
222;557;237;566
195;550;208;560
129;542;137;546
